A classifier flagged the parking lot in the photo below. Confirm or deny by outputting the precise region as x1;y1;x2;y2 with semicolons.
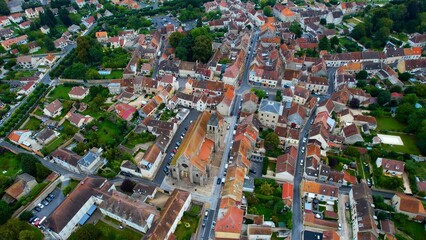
249;160;263;178
151;14;180;29
32;188;64;219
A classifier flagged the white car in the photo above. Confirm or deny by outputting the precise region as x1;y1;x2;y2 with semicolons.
37;203;44;209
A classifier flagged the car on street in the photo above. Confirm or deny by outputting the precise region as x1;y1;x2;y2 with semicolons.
28;216;37;223
204;210;209;217
163;166;169;175
338;223;342;230
42;200;49;206
345;202;350;210
303;138;307;143
173;149;177;154
45;196;52;202
33;206;41;212
249;169;256;174
37;203;44;209
217;178;221;185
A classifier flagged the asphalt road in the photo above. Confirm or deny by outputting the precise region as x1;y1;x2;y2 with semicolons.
152;108;200;184
236;28;260;95
33;188;64;219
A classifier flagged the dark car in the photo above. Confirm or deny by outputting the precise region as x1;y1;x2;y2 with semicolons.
249;169;256;174
28;216;37;223
163;166;169;175
217;178;221;185
34;206;41;212
48;193;55;199
45;196;52;202
42;200;49;206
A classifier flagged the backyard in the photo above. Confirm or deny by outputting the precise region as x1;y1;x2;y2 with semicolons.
21;117;42;131
376;116;406;132
393;213;426;240
69;221;143;240
122;131;156;149
85;117;130;148
160;109;177;121
5;70;36;80
47;85;73;100
174;204;201;240
0;149;22;177
381;133;420;155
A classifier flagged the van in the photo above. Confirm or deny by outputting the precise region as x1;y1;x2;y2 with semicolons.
221;178;225;185
224;164;228;171
204;210;209;217
233;130;236;135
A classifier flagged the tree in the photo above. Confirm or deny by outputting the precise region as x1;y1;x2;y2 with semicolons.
351;23;366;40
343;146;360;158
318;37;330;51
398;72;411;82
120;178;136;193
0;200;12;224
402;93;418;105
349;98;360;108
36;163;51;181
395;103;415;123
259;182;274;196
73;224;101;240
377;90;391;106
390;85;402;93
0;0;10;15
320;18;326;25
127;15;142;30
263;6;272;17
196;16;202;27
19;230;37;240
330;36;339;49
59;9;72;27
18;211;33;221
262;157;269;175
289;22;302;38
264;132;279;152
356;80;367;88
356;70;368;80
252;89;267;100
193;35;213;63
276;90;282;102
20;154;37;176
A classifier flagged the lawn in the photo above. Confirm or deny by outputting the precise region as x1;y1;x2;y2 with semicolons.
174;212;200;240
21;117;42;131
160;109;177;121
5;70;35;80
394;214;426;240
381;133;420;155
0;150;21;177
85;118;129;148
41;135;64;155
105;70;124;79
47;85;73;100
376;116;406;132
95;221;143;240
33;108;44;116
122;131;156;149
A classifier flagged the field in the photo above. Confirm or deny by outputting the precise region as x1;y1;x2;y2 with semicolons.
21;117;42;131
381;133;420;155
376;116;406;132
47;85;73;100
95;221;143;240
0;150;21;177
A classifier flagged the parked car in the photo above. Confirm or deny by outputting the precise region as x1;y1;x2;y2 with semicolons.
163;166;169;175
37;203;44;209
48;193;55;199
45;196;52;202
34;206;41;212
173;149;177;154
249;169;256;174
345;202;350;210
217;178;221;185
41;200;49;206
28;216;37;223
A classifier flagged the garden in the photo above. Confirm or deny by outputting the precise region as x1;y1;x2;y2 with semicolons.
21;117;42;131
393;213;426;240
47;85;73;100
245;179;292;228
122;131;156;149
160;109;177;121
69;221;143;240
0;149;22;177
174;204;201;240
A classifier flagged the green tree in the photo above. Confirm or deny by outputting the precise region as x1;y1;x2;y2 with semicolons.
127;15;142;29
343;146;360;158
259;182;274;196
377;90;391;106
349;98;360;108
262;157;269;175
19;230;37;240
351;23;366;40
0;0;10;15
73;224;101;240
318;37;330;51
58;9;72;27
20;154;37;176
390;85;402;93
251;89;266;100
36;163;51;181
263;6;272;17
289;22;302;38
356;70;368;80
276;90;282;102
264;132;279;152
193;35;212;63
18;211;33;221
398;72;411;82
402;93;418;105
120;178;136;193
320;18;326;25
0;200;12;224
330;36;339;49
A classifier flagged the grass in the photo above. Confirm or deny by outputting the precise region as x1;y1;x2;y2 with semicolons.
95;221;143;240
394;216;426;240
47;85;73;100
41;135;64;155
5;70;36;80
174;212;200;240
376;116;406;132
21;117;42;130
381;133;420;155
122;132;156;149
94;70;124;80
95;119;127;146
0;150;22;177
19;182;49;206
62;180;79;196
33;108;44;116
160;109;177;121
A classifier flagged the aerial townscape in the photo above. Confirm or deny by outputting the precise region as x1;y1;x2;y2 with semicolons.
0;0;426;239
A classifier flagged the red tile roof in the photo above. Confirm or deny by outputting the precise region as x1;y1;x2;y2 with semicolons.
282;182;293;200
215;206;244;234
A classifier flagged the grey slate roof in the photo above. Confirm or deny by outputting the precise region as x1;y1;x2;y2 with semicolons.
259;99;283;115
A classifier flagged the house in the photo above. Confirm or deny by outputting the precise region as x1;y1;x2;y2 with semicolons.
19;20;32;30
108;83;121;95
0;16;11;26
40;25;50;34
273;4;297;22
95;31;108;42
1;35;28;50
65;112;94;128
99;191;159;233
34;7;44;16
306;76;329;94
375;158;404;177
43;99;63;118
353;115;377;130
18;81;36;95
349;183;378;239
170;111;224;186
380;219;395;236
68;24;81;33
215;205;245;239
76;0;86;8
138;144;162;179
8;130;32;147
83;16;95;28
36;128;57;145
145;189;191;240
78;147;106;174
115;103;137;121
408;33;426;47
282;182;294;207
247;225;272;240
309;123;329;149
68;86;90;100
257;99;284;128
0;28;13;39
293;86;310;105
302;180;339;202
43;53;58;67
2;173;37;203
287;103;306;128
28;41;41;53
17;55;36;69
275;146;298;182
217;85;235;116
342;123;363;144
178;61;196;77
53;37;68;49
8;13;23;24
392;193;426;221
51;148;81;173
45;177;115;239
242;92;259;113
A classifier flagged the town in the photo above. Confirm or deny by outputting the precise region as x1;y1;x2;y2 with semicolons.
0;0;425;240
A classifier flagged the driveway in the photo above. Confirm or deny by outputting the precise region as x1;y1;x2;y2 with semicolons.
33;188;65;219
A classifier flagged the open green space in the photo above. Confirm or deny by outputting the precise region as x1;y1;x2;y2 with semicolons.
47;85;73;100
85;117;130;148
393;213;426;240
0;150;22;177
102;70;123;79
33;108;44;116
381;133;420;155
95;221;142;240
376;116;406;132
160;109;177;121
174;206;201;240
5;70;36;80
62;180;80;196
41;135;64;155
21;117;42;131
122;131;156;149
